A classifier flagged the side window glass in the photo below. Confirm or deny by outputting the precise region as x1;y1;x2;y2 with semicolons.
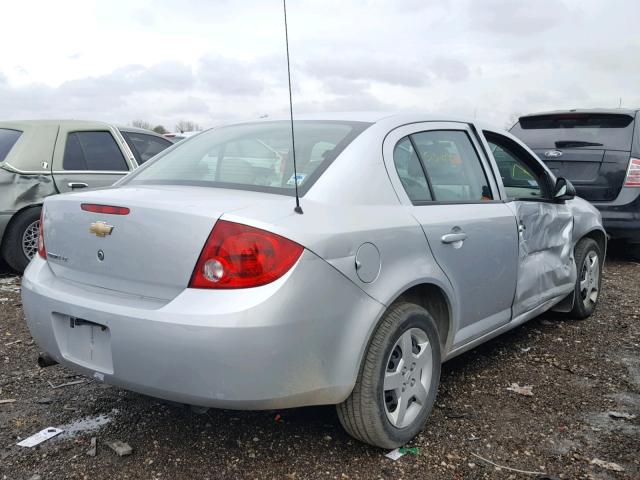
63;132;86;170
393;137;432;202
411;130;493;202
485;133;546;200
63;131;128;171
123;132;172;164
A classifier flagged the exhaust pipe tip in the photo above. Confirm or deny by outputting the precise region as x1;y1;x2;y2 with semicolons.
37;352;58;368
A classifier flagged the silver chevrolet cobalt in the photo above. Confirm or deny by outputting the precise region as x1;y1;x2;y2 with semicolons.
22;113;605;448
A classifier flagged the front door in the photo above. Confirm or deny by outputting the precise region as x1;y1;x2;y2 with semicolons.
385;123;519;348
52;122;135;193
482;130;576;318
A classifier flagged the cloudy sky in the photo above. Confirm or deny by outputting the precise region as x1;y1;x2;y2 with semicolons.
0;0;637;130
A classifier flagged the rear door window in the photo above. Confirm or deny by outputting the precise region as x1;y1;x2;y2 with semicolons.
0;128;22;162
392;137;432;202
63;131;128;171
122;131;172;164
511;113;635;151
411;130;493;202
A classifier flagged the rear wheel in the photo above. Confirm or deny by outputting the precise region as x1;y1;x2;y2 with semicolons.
569;238;602;319
628;243;640;261
337;302;441;448
1;207;41;273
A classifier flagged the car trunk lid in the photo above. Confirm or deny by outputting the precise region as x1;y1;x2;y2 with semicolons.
42;185;291;300
511;112;635;201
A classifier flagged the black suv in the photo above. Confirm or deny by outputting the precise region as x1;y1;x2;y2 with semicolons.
511;109;640;258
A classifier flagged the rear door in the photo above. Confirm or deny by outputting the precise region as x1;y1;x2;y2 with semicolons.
384;122;519;347
481;130;576;318
510;113;635;201
52;123;136;193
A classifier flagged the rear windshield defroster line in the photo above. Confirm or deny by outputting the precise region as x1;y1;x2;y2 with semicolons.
124;121;372;197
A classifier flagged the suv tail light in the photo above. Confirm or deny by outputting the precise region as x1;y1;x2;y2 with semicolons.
189;220;303;289
37;209;46;259
624;157;640;187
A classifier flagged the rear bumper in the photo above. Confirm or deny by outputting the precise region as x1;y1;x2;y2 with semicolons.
592;187;640;243
22;253;384;409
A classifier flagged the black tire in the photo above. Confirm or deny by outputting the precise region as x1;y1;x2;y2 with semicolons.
628;243;640;262
1;207;41;273
568;238;602;320
337;302;441;449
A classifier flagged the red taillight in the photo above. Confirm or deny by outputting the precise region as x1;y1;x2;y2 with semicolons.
37;209;46;259
624;157;640;187
81;204;130;215
189;220;303;289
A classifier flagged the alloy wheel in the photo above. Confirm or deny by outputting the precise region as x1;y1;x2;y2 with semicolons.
21;220;40;259
580;251;599;309
383;327;433;429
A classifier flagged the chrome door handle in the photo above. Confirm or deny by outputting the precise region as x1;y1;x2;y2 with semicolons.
68;182;88;189
441;232;467;244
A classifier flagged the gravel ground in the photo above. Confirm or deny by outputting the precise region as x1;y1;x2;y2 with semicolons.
1;251;639;480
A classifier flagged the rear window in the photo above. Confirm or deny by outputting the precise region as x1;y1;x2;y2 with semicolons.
511;113;635;151
121;131;172;164
0;128;22;162
125;121;371;195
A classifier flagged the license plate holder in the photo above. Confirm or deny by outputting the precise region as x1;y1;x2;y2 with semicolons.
52;314;114;374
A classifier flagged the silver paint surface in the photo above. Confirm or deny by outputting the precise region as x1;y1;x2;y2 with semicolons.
22;113;605;409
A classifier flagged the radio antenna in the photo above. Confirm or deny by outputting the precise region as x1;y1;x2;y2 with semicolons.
283;0;303;214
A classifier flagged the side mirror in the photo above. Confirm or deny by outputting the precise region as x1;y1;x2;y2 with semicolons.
553;177;576;202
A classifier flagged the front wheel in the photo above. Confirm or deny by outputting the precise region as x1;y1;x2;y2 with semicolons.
337;302;441;448
569;238;602;319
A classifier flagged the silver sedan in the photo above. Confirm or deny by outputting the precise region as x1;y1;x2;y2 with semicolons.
22;113;605;448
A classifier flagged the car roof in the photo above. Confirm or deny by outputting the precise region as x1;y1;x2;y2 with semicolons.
252;111;471;124
217;112;508;134
519;108;639;119
117;125;167;138
0;119;113;129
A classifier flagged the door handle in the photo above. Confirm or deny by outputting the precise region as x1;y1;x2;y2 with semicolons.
441;232;467;244
68;182;88;189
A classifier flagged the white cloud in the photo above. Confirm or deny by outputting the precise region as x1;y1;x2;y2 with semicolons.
0;0;637;130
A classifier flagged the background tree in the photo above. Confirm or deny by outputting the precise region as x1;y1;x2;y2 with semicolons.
175;120;202;133
152;125;167;134
131;120;153;130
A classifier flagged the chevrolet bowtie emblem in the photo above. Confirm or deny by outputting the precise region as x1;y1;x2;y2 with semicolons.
89;221;114;237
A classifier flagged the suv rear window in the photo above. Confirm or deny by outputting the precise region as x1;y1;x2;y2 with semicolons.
511;113;635;151
126;121;371;195
0;128;22;162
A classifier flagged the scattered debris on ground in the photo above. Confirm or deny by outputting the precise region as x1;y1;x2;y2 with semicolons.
590;458;625;472
506;382;534;396
107;440;133;457
16;427;64;447
1;254;638;478
86;436;97;457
